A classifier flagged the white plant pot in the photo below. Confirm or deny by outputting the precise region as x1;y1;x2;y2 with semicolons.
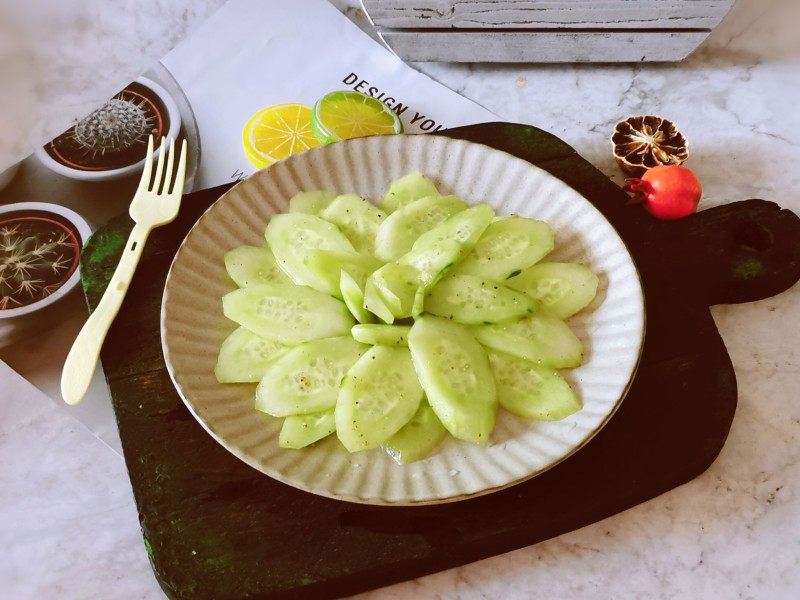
33;77;181;182
0;202;93;349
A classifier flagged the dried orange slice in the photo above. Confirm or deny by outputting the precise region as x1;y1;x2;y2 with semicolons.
612;115;688;176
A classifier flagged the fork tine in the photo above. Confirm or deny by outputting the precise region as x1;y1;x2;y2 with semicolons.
137;135;155;192
151;136;167;192
160;138;176;194
170;139;188;195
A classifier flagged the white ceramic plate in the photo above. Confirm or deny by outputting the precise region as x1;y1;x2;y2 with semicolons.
161;134;645;505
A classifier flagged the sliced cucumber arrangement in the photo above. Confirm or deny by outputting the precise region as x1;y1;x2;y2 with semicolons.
215;172;598;462
408;316;497;444
279;410;336;449
320;194;386;254
289;190;336;215
335;346;424;452
425;274;534;325
223;283;354;344
255;336;367;416
454;215;554;280
381;171;438;213
506;262;598;319
351;324;411;346
374;195;467;261
224;245;291;288
215;326;288;383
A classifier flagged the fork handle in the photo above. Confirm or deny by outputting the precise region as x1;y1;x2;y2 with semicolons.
61;223;151;405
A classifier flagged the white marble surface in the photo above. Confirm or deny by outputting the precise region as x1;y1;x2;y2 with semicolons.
3;0;800;598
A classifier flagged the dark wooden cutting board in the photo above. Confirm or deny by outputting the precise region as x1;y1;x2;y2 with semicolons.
79;123;800;600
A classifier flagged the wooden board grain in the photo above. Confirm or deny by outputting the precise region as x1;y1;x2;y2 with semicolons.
379;29;710;62
81;123;800;600
363;0;734;29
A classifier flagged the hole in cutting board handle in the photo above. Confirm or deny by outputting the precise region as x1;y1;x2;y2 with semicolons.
733;221;773;253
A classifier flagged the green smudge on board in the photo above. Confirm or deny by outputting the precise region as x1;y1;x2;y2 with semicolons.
79;215;133;308
733;257;765;279
143;537;154;559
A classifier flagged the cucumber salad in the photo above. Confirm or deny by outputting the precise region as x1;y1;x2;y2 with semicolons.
216;172;599;464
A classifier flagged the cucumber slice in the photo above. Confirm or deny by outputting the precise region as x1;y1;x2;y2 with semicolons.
471;313;583;368
265;213;354;293
506;262;598;319
223;284;354;344
340;271;374;324
425;274;534;325
319;194;386;254
381;171;439;213
363;279;395;324
412;204;494;252
488;351;581;420
454;216;554;281
369;263;420;318
305;249;382;297
408;316;497;444
411;284;425;319
374;195;467;261
214;326;288;383
351;324;411;346
383;401;447;464
398;239;463;288
224;245;291;288
278;410;336;449
255;336;368;416
335;346;424;452
289;190;336;215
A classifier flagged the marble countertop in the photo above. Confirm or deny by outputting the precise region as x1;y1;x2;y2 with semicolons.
3;0;799;598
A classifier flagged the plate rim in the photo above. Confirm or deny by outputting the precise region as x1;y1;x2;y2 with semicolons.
160;133;646;506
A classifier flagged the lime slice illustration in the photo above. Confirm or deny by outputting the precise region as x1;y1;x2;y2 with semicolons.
242;103;322;168
312;91;403;144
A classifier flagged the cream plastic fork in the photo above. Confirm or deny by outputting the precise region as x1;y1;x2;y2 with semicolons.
61;135;187;405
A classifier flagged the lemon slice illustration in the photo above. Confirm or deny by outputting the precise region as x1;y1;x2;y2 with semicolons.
311;91;403;144
242;103;321;168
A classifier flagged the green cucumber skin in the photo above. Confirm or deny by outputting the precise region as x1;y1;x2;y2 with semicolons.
425;274;534;325
278;410;337;449
488;350;581;420
351;324;411;346
340;271;375;324
408;316;497;445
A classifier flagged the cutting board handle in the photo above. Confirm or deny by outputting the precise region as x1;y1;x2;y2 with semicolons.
674;199;800;306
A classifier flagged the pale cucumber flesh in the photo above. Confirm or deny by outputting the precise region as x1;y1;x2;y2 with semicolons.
425;274;534;325
289;190;336;215
506;262;598;319
340;270;374;324
369;263;421;318
381;172;438;213
214;326;288;383
471;313;583;368
408;316;497;444
374;195;467;261
320;194;386;254
222;284;354;344
488;351;581;420
363;279;395;324
335;346;424;452
454;216;554;281
398;239;463;288
305;249;382;297
279;410;336;449
383;401;447;464
265;213;354;293
255;336;368;416
351;324;411;346
412;204;495;252
224;245;291;288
